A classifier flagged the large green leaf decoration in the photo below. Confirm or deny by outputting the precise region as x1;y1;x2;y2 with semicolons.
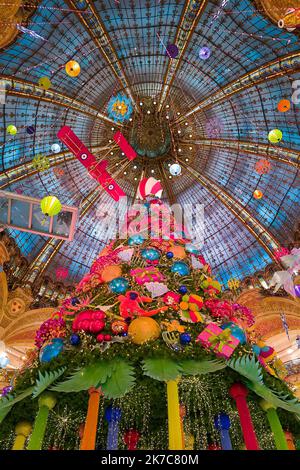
248;382;300;416
32;367;66;398
142;358;182;382
101;360;135;399
180;359;226;375
50;361;113;393
0;387;34;423
227;355;264;384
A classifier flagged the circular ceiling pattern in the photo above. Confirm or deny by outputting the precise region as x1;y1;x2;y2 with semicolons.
0;0;299;289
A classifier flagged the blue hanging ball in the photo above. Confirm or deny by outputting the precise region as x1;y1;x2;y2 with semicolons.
221;322;246;344
26;125;35;135
166;251;174;259
109;277;129;294
70;334;80;346
39;338;64;363
171;261;190;276
71;297;80;306
180;333;191;345
141;248;161;261
128;234;145;246
178;285;188;295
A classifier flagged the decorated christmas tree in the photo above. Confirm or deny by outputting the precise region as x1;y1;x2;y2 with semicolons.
0;179;299;451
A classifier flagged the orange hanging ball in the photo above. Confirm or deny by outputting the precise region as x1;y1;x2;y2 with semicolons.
128;317;160;344
65;60;81;77
253;189;263;199
169;245;186;259
101;265;122;282
277;99;290;113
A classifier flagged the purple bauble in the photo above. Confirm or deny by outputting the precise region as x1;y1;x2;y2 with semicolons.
166;44;179;59
199;46;211;60
295;285;300;298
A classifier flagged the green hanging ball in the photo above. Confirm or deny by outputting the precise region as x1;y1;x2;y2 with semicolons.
268;129;282;144
40;196;62;217
6;125;17;135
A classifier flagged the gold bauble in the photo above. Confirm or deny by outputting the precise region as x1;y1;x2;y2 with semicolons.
65;60;81;77
128;317;160;344
101;265;122;282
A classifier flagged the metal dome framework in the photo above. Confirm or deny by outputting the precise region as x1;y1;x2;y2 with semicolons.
0;0;299;288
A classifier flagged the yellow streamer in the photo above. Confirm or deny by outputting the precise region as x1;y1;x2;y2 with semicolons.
167;380;183;450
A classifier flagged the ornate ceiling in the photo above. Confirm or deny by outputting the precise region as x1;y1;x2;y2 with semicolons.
0;0;299;289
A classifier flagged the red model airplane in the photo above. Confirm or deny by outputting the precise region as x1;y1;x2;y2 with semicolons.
57;126;126;201
113;131;137;161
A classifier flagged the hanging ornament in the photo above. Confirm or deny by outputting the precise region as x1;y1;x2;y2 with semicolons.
6;124;17;135
169;163;182;176
199;46;211;59
40;196;62;217
136;177;163;200
166;44;179;58
255;159;271;175
39;338;64;363
253;189;263;200
128;317;160;344
141;248;161;262
268;129;282;143
65;60;81;77
111;320;128;335
277;99;291;112
70;334;80;346
26;125;35;135
179;333;191;345
38;77;52;90
109;277;129;293
51;143;61;154
171;261;190;276
128;234;145;246
295;285;300;298
107;93;133;123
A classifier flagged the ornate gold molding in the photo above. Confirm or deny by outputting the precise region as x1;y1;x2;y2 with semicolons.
253;0;300;26
0;1;40;50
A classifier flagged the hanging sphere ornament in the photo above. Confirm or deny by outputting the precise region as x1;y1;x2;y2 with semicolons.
253;189;263;200
128;317;160;344
38;76;52;90
109;277;129;294
51;143;61;154
169;163;182;176
171;261;190;276
39;338;64;363
40;196;62;217
199;46;211;60
6;124;17;135
186;244;200;254
70;334;80;346
277;99;290;113
111;320;128;335
141;248;161;262
71;297;80;306
26;125;35;135
128;234;145;245
65;60;81;77
295;285;300;298
180;333;191;345
166;44;179;58
166;251;174;259
268;129;282;143
179;285;188;294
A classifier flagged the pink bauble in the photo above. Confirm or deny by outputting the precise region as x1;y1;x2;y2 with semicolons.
78;320;90;331
89;320;105;333
92;311;106;321
96;333;105;342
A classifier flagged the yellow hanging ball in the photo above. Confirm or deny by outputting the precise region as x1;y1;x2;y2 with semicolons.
38;77;52;90
40;196;62;217
6;124;17;135
128;317;160;345
268;129;282;144
65;60;81;77
253;189;263;200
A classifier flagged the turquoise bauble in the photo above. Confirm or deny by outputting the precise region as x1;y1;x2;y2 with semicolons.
128;234;145;246
221;322;246;344
141;248;160;261
171;261;190;276
186;244;200;254
109;277;129;293
39;338;64;363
